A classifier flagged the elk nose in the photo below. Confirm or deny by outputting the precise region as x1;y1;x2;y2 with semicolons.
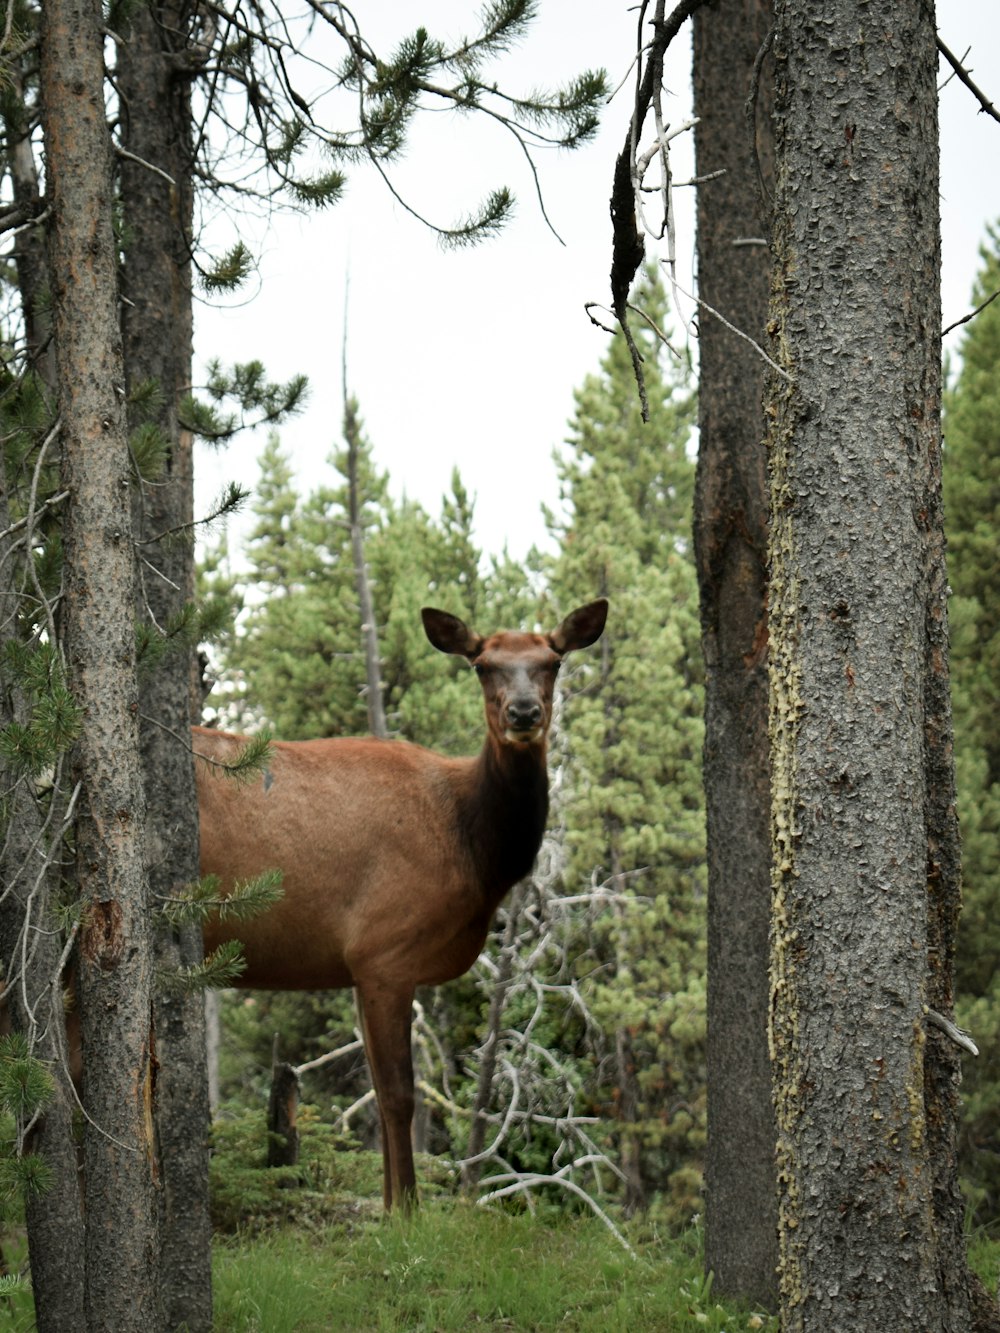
506;700;542;731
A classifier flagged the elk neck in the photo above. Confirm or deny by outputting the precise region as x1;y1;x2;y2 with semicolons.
452;733;551;903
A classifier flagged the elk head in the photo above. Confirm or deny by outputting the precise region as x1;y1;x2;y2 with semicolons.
421;600;608;749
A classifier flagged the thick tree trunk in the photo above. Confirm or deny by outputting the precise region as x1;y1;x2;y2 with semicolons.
117;6;213;1327
692;0;777;1307
41;1;158;1327
766;2;986;1327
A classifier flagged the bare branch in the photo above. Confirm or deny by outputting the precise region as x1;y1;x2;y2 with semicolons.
937;36;1000;124
942;286;1000;339
607;0;710;418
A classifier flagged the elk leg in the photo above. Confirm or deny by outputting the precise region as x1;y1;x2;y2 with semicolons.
356;983;417;1212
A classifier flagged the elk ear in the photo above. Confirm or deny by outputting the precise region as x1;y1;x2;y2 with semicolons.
549;598;608;654
421;607;483;659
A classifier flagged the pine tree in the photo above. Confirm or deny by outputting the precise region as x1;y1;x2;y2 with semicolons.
547;269;706;1216
942;225;1000;1217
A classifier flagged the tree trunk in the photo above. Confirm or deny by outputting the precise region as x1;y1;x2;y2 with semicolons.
610;887;646;1217
692;0;777;1307
461;878;528;1190
766;2;987;1326
0;515;85;1331
344;397;389;739
2;63;54;388
41;1;158;1326
267;1036;301;1168
117;6;213;1327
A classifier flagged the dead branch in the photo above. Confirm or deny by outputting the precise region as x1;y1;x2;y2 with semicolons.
942;286;1000;339
607;0;710;419
937;37;1000;125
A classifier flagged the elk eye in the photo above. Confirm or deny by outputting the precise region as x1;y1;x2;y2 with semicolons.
473;662;486;676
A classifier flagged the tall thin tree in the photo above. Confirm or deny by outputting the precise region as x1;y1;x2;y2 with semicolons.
41;0;157;1325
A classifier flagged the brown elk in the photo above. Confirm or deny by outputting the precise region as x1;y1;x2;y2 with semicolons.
196;598;608;1210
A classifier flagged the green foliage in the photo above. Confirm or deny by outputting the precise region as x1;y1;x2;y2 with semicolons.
160;869;284;930
207;421;525;747
944;224;1000;1219
0;641;81;778
181;359;309;446
158;938;246;996
0;1260;33;1331
0;1036;55;1216
438;188;515;250
546;267;705;1213
129;420;170;482
208;1103;440;1234
136;592;244;677
126;378;171;481
202;242;256;294
0;1034;53;1124
289;169;347;210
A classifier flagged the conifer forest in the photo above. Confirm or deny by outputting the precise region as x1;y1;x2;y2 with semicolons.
2;3;1000;1330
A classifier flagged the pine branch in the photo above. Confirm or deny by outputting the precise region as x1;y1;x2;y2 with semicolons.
157;939;247;996
156;869;284;929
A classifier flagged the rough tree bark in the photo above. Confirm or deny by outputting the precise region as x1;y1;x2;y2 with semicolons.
692;0;777;1307
117;5;213;1326
766;2;992;1327
41;0;158;1326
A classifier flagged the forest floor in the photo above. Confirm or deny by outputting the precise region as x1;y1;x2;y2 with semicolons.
206;1111;776;1331
1;1110;998;1330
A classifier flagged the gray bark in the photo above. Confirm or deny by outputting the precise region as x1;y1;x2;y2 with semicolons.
766;2;984;1327
118;5;213;1327
41;0;158;1326
692;0;777;1307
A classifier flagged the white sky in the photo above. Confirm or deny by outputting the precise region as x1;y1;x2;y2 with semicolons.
193;2;1000;567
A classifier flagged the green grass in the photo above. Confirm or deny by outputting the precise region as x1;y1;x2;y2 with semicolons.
212;1205;774;1333
207;1111;775;1330
6;1111;999;1332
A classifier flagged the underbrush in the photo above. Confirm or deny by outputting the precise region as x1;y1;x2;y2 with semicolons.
209;1102;453;1234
